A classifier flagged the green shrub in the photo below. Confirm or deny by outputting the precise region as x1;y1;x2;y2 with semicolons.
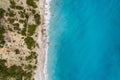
0;27;5;35
9;0;16;9
24;37;35;49
0;59;8;78
8;18;15;24
28;24;37;36
15;49;20;54
25;72;32;79
26;0;37;8
13;23;20;30
19;19;25;23
21;20;28;36
0;8;5;18
23;20;27;28
8;27;13;32
26;64;32;70
16;6;24;10
0;59;6;66
13;23;19;27
6;10;15;17
26;52;37;60
21;27;26;36
25;13;29;20
18;11;25;18
31;9;36;14
34;13;41;25
0;27;5;48
0;39;5;48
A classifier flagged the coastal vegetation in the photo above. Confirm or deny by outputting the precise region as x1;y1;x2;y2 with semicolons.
34;13;41;25
21;27;27;36
24;37;35;49
32;9;36;14
26;0;37;8
0;59;34;80
9;0;23;10
28;24;37;36
0;8;5;18
6;8;16;17
0;0;41;79
16;6;24;10
9;0;16;9
15;49;20;54
0;26;5;48
26;52;37;60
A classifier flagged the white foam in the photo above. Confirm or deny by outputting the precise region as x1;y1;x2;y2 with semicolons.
44;0;51;80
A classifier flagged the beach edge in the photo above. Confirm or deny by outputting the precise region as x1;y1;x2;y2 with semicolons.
34;0;51;80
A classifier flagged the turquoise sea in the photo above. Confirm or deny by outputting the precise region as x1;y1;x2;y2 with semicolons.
48;0;120;80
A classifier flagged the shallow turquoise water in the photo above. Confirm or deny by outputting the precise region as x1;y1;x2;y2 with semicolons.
48;0;120;80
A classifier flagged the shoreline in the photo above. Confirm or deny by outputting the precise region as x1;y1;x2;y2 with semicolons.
34;0;51;80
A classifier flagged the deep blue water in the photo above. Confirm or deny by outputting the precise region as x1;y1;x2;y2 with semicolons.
48;0;120;80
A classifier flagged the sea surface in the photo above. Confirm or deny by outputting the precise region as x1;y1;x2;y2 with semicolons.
48;0;120;80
